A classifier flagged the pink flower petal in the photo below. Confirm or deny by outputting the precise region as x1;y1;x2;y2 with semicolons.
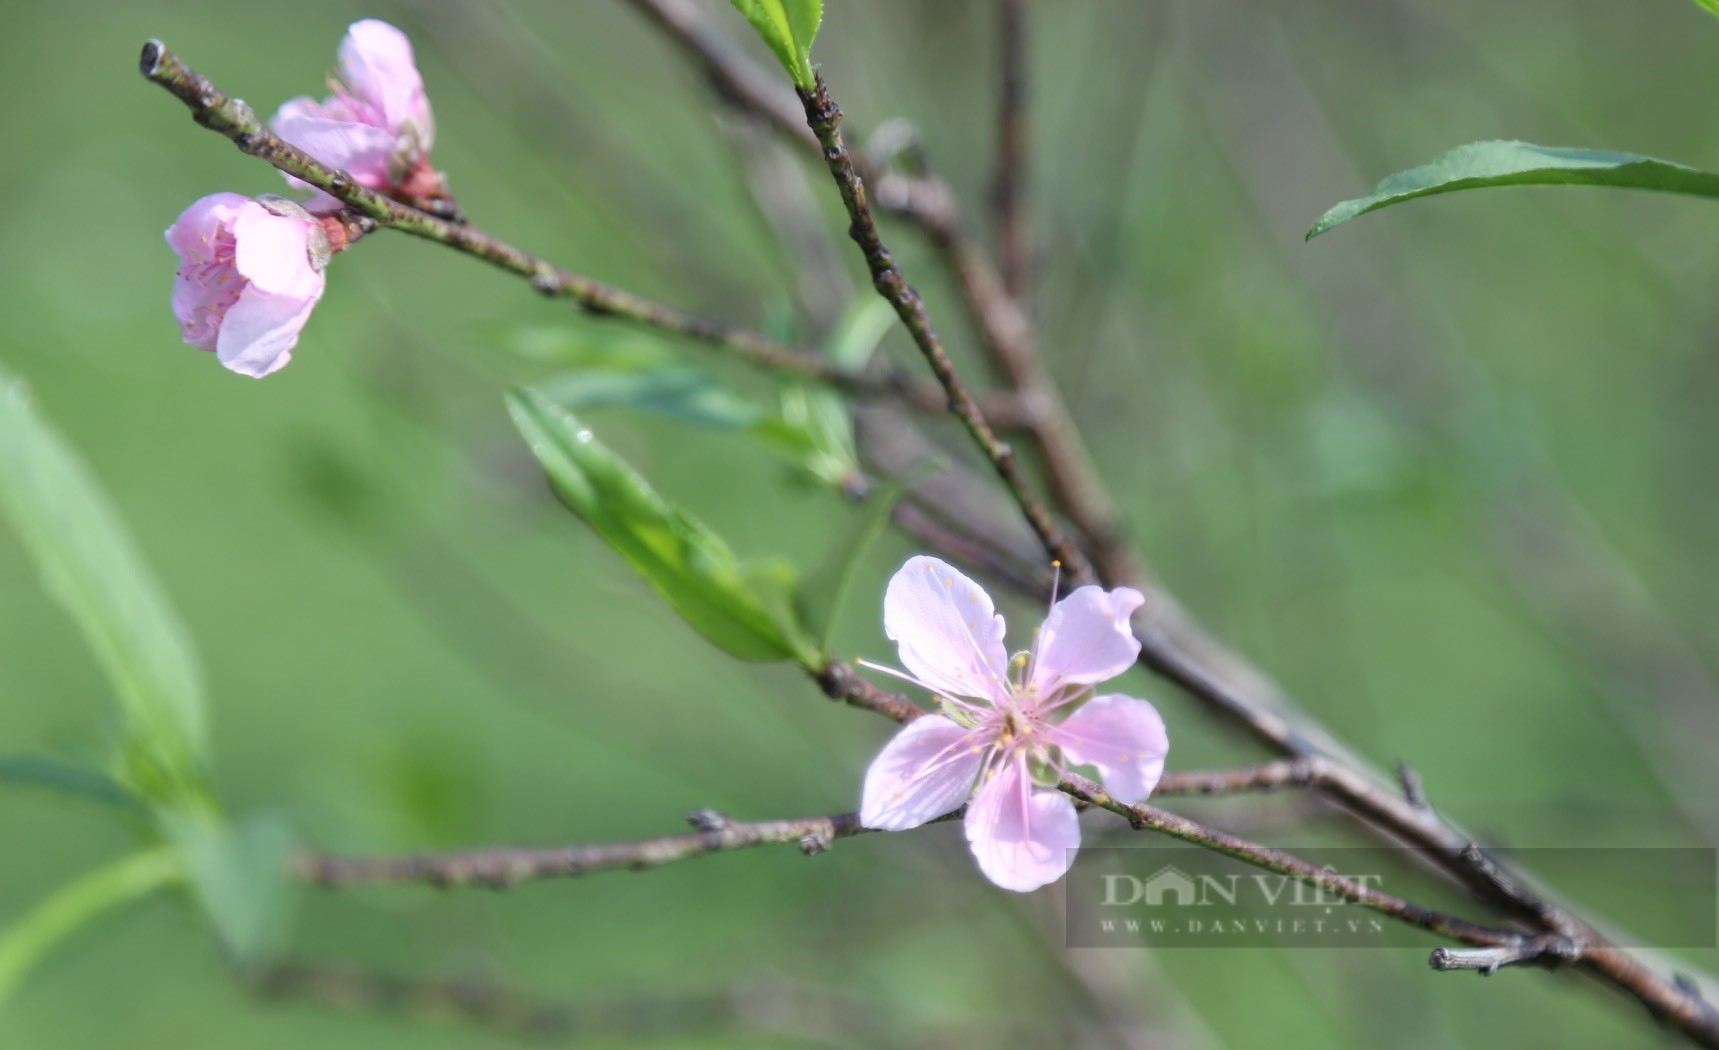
860;715;984;831
339;20;433;148
214;282;322;378
1052;694;1168;804
1028;585;1145;693
164;191;249;261
884;555;1010;703
231;205;320;298
170;267;236;352
269;103;397;187
964;754;1080;892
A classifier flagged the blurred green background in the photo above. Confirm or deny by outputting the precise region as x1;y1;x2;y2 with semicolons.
3;0;1717;1046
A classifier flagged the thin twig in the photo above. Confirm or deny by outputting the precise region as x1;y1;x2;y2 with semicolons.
625;0;966;243
1153;758;1324;796
1057;772;1519;948
890;500;1043;599
294;809;924;890
797;75;1089;580
292;757;1330;891
627;0;1134;587
995;0;1032;302
138;39;989;419
814;661;925;723
1429;937;1581;976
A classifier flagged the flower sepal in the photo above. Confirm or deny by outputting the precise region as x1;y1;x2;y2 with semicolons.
1025;749;1064;789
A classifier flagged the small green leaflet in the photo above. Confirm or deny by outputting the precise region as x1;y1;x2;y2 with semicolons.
507;389;820;667
0;846;182;1008
161;810;296;969
0;755;143;812
729;0;823;87
1308;140;1719;239
0;370;209;807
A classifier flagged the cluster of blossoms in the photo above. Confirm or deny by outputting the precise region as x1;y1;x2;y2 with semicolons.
165;20;438;377
861;556;1169;892
164;24;1167;895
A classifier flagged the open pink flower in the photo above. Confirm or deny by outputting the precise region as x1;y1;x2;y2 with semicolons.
166;193;329;378
860;556;1168;892
270;20;436;197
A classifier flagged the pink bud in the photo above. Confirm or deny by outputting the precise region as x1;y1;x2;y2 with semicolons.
269;20;437;197
165;193;329;378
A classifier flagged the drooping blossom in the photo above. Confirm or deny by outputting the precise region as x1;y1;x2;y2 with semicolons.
270;20;439;201
860;555;1168;892
166;193;330;378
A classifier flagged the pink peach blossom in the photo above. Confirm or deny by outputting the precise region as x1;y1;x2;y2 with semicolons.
270;20;435;195
166;193;329;378
860;556;1168;892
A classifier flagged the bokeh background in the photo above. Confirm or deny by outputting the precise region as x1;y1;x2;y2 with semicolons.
3;0;1717;1046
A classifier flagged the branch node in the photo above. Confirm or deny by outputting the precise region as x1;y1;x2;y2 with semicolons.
686;809;731;832
798;830;834;855
1396;760;1430;810
1429;936;1580;976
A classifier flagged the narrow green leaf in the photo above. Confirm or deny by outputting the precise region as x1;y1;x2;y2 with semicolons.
1308;140;1719;239
0;372;208;805
824;298;897;371
0;755;142;813
516;317;866;490
763;299;895;492
495;323;675;371
537;368;765;431
0;846;182;1009
161;810;295;969
507;389;820;666
730;0;822;87
1695;0;1719;21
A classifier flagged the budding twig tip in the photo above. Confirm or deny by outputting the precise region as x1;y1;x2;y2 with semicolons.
140;39;166;79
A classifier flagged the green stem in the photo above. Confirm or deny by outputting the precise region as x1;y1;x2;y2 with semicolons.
0;847;183;1008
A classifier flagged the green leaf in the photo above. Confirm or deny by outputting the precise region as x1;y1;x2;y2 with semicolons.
0;372;208;806
0;755;142;813
161;810;296;969
0;846;182;1009
1307;140;1719;239
824;298;897;371
1695;0;1719;21
507;389;821;666
537;368;765;431
763;299;896;493
495;323;676;371
730;0;822;87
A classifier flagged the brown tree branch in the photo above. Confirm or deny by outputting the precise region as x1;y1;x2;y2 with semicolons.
797;74;1089;581
821;656;1719;1045
293;761;1531;994
137;39;1015;422
995;0;1033;302
293;808;923;890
